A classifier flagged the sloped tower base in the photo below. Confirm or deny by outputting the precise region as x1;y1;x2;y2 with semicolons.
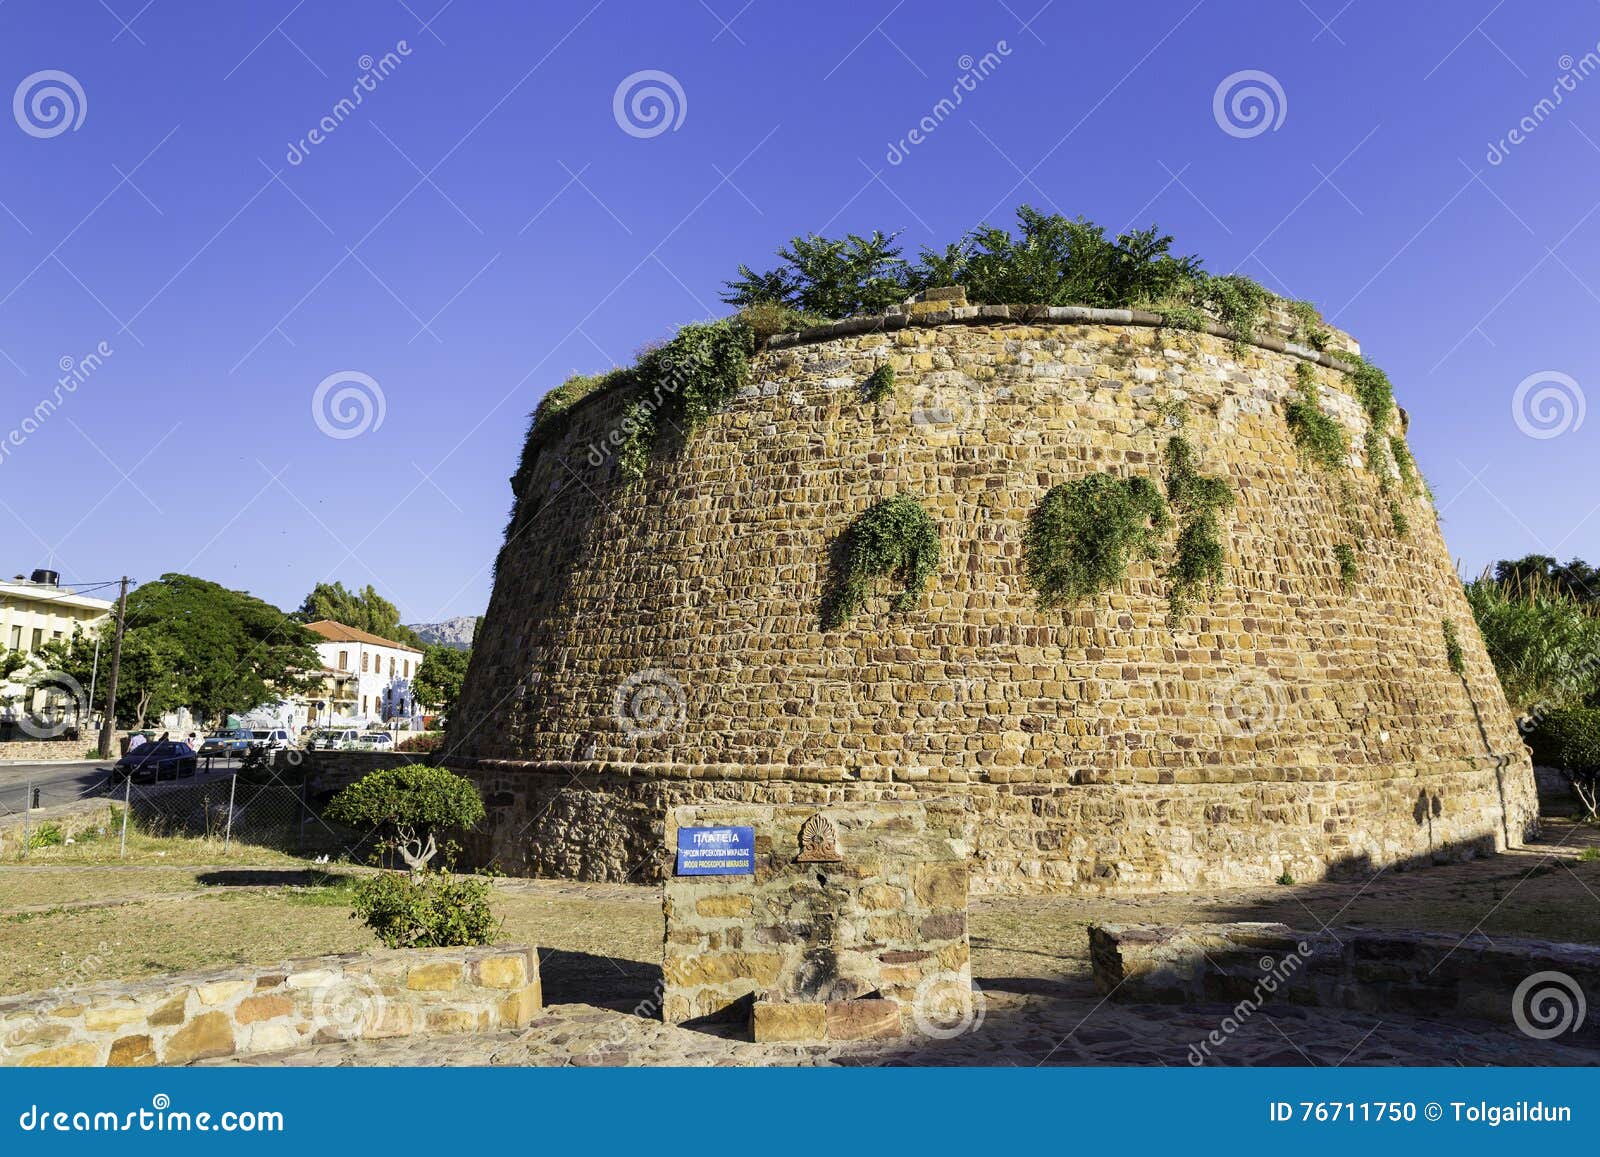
449;302;1537;894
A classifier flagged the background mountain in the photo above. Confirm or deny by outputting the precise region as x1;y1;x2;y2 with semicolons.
406;615;480;650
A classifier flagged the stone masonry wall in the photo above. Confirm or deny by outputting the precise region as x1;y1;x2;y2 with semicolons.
0;945;541;1067
661;800;970;1026
450;307;1537;894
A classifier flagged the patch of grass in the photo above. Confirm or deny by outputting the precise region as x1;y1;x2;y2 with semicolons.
1580;846;1600;863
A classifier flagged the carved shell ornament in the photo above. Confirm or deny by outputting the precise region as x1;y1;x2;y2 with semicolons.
796;813;843;863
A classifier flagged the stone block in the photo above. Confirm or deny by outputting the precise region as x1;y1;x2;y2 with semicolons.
405;961;464;992
913;863;969;909
147;994;187;1027
162;1011;236;1064
695;894;754;918
107;1034;155;1067
19;1041;99;1067
471;953;528;990
824;998;903;1041
235;994;294;1025
83;1004;146;1032
498;982;542;1027
196;980;253;1006
751;1001;827;1042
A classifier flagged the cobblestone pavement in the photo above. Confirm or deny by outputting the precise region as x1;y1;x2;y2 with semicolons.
214;987;1600;1067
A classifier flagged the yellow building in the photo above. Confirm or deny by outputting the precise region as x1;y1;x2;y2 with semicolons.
0;570;113;658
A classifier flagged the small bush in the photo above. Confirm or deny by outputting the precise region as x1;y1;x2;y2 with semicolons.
350;868;500;949
1285;362;1349;472
1580;846;1600;862
1164;436;1234;619
1334;543;1358;591
734;300;828;343
863;363;895;403
1527;707;1600;820
27;822;64;849
394;732;443;754
821;496;941;629
325;764;485;876
1443;618;1466;675
1285;299;1331;350
1023;473;1170;607
1276;870;1295;886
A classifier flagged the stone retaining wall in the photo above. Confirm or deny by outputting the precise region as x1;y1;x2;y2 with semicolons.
661;800;970;1026
0;740;97;762
1089;922;1600;1040
0;945;541;1067
450;302;1536;896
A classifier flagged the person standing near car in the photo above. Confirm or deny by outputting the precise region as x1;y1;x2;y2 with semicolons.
127;731;147;752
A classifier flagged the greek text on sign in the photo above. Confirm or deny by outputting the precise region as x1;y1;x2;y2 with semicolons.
676;826;755;875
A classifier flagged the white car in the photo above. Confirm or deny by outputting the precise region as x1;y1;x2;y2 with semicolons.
357;732;395;750
249;728;293;750
307;728;360;751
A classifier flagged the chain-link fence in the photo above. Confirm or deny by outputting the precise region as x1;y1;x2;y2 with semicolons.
1;757;380;862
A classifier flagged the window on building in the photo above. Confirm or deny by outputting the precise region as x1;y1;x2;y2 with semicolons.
389;657;395;677
30;628;42;651
403;659;409;678
7;625;19;650
362;696;368;714
338;650;348;670
362;653;369;673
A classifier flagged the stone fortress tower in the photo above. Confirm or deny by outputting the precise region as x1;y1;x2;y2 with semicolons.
447;289;1538;894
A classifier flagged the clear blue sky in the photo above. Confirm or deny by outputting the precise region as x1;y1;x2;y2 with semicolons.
2;1;1596;621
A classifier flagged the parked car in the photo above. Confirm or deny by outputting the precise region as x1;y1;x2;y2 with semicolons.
249;728;292;750
197;729;253;759
356;731;395;750
305;728;360;751
113;740;198;784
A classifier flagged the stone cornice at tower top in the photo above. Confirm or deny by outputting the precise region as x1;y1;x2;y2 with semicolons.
546;292;1368;438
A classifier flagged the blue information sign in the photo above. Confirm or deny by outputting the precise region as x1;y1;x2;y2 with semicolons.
676;825;755;875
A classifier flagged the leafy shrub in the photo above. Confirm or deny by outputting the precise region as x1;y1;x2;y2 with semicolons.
395;732;443;754
1346;356;1396;433
734;300;829;343
1023;474;1170;607
350;868;500;949
723;231;911;317
822;496;941;629
1443;618;1465;675
1463;576;1600;715
1527;707;1600;820
325;764;485;877
863;363;895;403
1334;543;1358;591
1285;299;1331;350
1164;436;1234;618
1285;362;1349;472
1389;434;1418;491
27;822;64;849
1188;273;1270;346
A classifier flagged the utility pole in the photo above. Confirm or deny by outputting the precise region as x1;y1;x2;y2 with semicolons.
96;577;129;760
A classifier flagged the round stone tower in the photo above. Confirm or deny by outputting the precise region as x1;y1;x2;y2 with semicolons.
448;291;1537;894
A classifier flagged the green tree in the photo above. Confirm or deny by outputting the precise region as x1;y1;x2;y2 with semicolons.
325;764;485;876
413;644;471;718
113;574;321;726
294;580;422;647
